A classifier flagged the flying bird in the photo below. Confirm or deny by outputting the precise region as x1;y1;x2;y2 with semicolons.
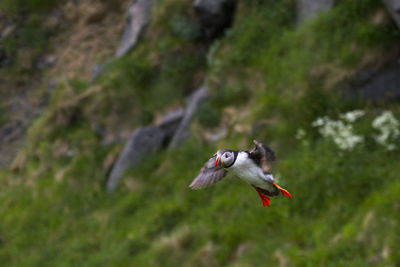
189;140;291;206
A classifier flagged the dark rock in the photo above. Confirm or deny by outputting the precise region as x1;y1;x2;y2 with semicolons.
106;125;165;193
47;79;57;94
169;86;209;149
91;63;106;82
297;0;334;24
105;109;185;192
193;0;237;40
0;24;16;40
0;121;23;143
7;100;19;112
383;0;400;30
115;0;154;58
105;87;209;192
0;24;16;69
345;59;400;101
0;120;24;167
0;49;6;68
158;108;185;145
91;60;115;83
37;55;56;69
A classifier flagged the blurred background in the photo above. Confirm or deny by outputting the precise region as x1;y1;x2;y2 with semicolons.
1;0;400;265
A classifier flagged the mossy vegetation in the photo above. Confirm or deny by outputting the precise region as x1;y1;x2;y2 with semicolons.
0;103;7;127
0;0;62;13
0;1;61;78
1;0;400;266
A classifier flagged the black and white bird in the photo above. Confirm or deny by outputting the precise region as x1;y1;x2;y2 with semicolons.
189;140;291;206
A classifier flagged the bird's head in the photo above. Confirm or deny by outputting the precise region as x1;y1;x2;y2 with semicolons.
215;149;235;168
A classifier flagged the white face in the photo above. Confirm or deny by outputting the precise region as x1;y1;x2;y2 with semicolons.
220;151;234;168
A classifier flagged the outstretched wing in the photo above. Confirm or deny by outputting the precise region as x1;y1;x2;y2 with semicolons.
248;140;276;172
189;154;228;189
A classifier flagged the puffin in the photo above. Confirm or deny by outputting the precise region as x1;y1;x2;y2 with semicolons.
189;140;291;206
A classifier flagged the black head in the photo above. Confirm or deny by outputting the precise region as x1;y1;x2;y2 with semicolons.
215;149;238;168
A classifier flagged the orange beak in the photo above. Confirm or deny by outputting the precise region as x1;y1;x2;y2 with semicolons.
215;155;221;168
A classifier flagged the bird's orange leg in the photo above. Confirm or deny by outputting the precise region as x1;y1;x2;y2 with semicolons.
254;187;270;207
272;182;292;199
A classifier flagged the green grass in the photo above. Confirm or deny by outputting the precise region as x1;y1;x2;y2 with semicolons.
206;0;398;149
2;132;400;266
0;0;62;13
1;0;400;266
0;103;7;127
0;9;60;77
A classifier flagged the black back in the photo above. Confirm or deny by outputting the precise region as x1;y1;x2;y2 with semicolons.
248;140;276;172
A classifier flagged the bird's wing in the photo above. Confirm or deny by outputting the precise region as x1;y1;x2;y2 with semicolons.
248;140;276;172
189;154;228;189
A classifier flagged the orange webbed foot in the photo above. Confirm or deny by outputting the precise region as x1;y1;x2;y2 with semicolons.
254;187;270;207
272;182;292;199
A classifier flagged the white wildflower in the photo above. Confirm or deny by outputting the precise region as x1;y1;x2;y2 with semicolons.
311;117;325;127
340;110;365;123
372;111;399;151
313;115;364;151
296;128;306;140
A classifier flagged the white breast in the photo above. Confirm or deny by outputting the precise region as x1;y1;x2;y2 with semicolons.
229;152;272;189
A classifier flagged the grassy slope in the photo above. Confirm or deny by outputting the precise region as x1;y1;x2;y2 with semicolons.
1;0;400;266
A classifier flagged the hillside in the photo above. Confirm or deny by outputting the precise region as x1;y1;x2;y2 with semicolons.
1;0;400;266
